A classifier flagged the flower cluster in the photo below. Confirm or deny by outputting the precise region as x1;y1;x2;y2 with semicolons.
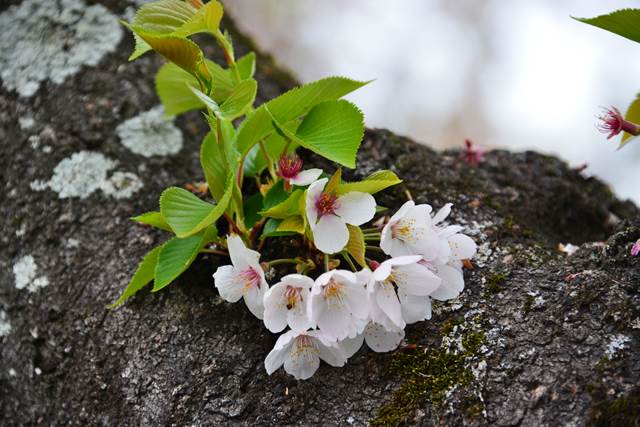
214;183;477;379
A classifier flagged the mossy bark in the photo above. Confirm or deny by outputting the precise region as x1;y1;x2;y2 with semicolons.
1;3;639;426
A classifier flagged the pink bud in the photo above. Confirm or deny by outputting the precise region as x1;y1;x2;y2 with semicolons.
459;139;485;166
631;239;640;257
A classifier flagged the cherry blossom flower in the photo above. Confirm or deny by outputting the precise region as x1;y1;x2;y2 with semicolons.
597;107;640;140
459;139;486;166
381;201;477;264
367;256;441;330
429;203;477;264
380;200;438;258
212;235;269;319
264;329;347;379
277;154;322;190
631;239;640;257
263;274;314;333
308;269;369;341
338;321;405;356
305;178;376;254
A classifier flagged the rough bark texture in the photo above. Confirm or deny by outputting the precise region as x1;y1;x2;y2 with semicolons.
1;2;640;426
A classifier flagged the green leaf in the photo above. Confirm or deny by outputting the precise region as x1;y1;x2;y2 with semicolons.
260;218;297;239
346;225;366;268
200;132;228;201
235;77;370;157
243;122;299;177
131;211;172;232
155;58;241;117
134;31;211;83
243;192;263;229
109;245;162;308
132;0;198;35
574;9;640;44
262;181;289;210
621;94;640;147
325;168;342;193
220;79;257;119
176;0;223;37
277;216;305;234
155;63;201;116
336;170;402;195
190;79;257;120
260;190;304;219
153;227;216;291
160;186;230;238
268;100;364;168
236;52;256;79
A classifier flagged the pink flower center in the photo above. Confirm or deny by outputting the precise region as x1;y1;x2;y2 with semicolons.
295;334;315;349
239;267;262;289
315;192;338;218
277;154;303;180
597;107;624;139
284;285;303;309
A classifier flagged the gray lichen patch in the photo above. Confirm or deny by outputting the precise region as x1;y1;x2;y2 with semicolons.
0;310;11;337
13;255;49;293
116;107;184;157
0;0;123;97
30;151;143;199
604;334;630;359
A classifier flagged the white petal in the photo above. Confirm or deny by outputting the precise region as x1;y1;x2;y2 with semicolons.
388;200;415;225
430;264;465;301
264;331;296;374
355;268;373;287
243;284;267;319
432;203;452;224
283;338;320;380
345;281;369;319
438;225;463;238
338;334;364;358
380;222;394;255
364;322;404;352
263;283;288;333
312;215;349;254
375;283;404;329
317;304;351;341
388;238;415;257
398;289;432;323
227;234;260;271
394;263;441;296
372;261;393;282
287;305;313;332
387;255;423;268
335;192;376;226
405;204;433;226
305;178;327;226
448;234;477;260
316;341;348;367
264;344;289;375
290;168;323;186
212;265;243;302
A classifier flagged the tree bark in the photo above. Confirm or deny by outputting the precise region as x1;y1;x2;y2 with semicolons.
1;2;639;426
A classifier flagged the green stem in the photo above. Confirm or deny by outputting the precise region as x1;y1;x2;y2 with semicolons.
259;140;277;180
363;235;381;242
361;227;380;233
341;252;357;272
324;254;330;271
366;245;385;253
268;258;300;268
201;248;229;257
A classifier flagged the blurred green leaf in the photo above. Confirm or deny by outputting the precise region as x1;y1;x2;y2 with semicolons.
621;94;640;147
160;186;230;238
346;225;366;268
574;9;640;44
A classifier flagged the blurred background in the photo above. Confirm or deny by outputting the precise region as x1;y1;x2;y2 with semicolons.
225;0;640;203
